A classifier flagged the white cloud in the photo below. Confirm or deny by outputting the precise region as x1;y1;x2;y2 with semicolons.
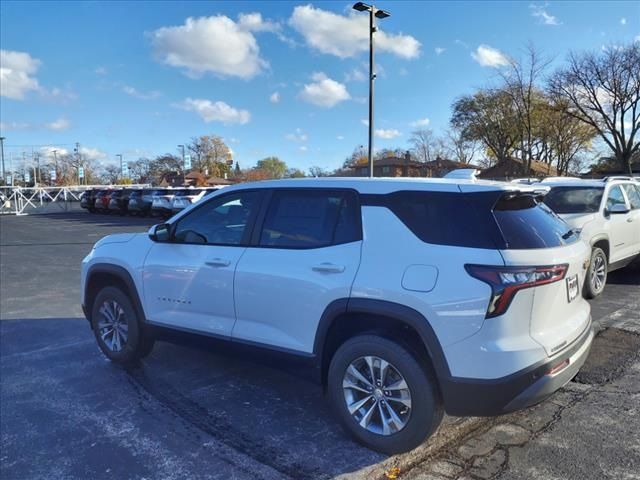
122;85;161;100
80;147;107;160
40;146;70;157
289;5;420;59
621;17;627;25
299;72;350;108
337;135;345;140
0;49;41;99
269;91;280;103
530;4;561;26
410;118;430;128
285;128;308;142
434;47;446;55
635;35;640;43
44;117;70;131
345;67;367;82
175;97;251;124
95;66;107;75
299;145;308;152
471;45;510;67
361;118;369;127
0;121;30;130
375;128;401;139
149;14;275;79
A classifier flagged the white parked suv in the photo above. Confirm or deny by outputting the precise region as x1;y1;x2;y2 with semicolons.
81;178;594;453
542;177;640;298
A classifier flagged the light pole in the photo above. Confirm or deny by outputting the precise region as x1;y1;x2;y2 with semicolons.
52;150;58;186
178;144;185;185
116;154;123;183
0;136;5;183
353;2;390;178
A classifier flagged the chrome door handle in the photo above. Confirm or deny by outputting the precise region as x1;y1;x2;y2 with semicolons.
312;263;345;273
206;258;231;267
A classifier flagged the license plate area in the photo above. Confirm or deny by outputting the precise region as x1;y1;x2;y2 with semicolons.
566;274;579;302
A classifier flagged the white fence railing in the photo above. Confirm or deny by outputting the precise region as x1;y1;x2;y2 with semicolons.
0;185;150;216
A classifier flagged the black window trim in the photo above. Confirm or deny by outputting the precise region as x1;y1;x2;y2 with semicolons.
168;188;265;247
249;187;363;250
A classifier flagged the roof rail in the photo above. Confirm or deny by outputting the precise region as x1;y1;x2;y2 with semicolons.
603;176;634;182
540;176;582;183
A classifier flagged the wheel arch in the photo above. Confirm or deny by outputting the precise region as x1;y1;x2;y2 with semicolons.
84;264;146;325
313;298;451;393
590;235;610;261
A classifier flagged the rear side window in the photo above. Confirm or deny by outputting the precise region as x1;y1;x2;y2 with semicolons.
493;194;577;249
259;189;360;248
543;187;604;214
378;191;500;249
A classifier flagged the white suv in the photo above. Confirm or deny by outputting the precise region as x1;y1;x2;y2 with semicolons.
81;178;594;454
542;177;640;298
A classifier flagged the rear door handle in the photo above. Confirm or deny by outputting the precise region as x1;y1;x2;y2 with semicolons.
312;263;345;273
206;258;231;268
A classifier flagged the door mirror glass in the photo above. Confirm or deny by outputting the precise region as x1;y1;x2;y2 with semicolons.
149;223;171;242
608;203;630;214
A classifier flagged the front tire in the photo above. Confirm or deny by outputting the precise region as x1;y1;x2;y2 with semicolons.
91;286;154;364
327;335;443;454
585;247;607;298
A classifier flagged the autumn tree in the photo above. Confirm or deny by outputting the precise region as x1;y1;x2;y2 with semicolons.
451;89;520;167
548;43;640;174
187;135;233;176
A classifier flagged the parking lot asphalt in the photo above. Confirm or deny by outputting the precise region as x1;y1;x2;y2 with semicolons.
1;212;639;480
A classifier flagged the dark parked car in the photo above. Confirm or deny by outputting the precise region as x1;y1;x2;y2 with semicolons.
108;189;140;215
129;188;168;217
80;189;99;212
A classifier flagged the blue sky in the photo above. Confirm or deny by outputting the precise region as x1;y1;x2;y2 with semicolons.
1;1;638;173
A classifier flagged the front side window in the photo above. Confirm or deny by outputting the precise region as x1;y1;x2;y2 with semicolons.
543;187;604;214
622;184;640;209
173;191;261;245
259;190;360;248
606;186;627;210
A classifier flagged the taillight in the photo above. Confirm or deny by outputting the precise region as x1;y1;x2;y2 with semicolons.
465;264;568;318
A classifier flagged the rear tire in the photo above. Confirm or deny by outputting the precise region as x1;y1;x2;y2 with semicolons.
91;286;155;365
327;335;443;454
584;247;607;299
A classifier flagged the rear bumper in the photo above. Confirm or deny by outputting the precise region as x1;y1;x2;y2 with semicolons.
441;320;593;416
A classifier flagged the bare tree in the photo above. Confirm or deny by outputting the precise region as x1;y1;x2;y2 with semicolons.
499;44;552;171
548;43;640;174
443;127;480;164
409;129;443;162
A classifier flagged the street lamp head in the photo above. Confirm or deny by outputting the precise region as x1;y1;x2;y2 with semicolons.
375;9;390;19
353;2;371;12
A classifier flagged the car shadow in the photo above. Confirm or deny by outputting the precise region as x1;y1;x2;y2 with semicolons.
1;317;385;479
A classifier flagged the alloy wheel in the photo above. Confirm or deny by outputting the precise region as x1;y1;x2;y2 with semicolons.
342;356;412;436
591;253;607;293
97;300;129;352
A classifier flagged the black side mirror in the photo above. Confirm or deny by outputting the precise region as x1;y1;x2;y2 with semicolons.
148;223;171;242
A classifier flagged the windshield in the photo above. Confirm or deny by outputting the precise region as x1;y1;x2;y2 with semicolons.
543;186;604;214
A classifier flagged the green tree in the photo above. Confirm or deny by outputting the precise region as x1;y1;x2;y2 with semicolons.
256;156;288;179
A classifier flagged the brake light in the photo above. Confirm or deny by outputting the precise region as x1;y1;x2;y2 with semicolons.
465;264;568;318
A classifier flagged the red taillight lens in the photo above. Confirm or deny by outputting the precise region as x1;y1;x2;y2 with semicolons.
465;264;568;318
